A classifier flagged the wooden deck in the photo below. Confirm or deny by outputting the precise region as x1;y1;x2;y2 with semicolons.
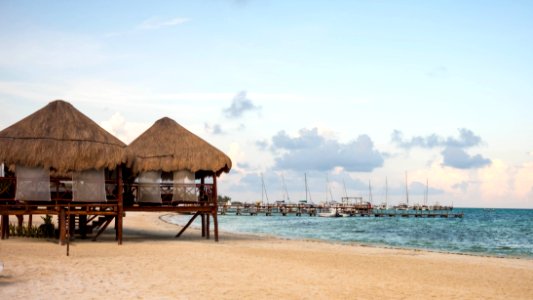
0;176;220;244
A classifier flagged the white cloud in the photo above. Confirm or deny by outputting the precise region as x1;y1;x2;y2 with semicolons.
514;161;533;200
138;17;190;30
478;159;512;203
99;112;150;144
223;91;261;118
271;128;384;172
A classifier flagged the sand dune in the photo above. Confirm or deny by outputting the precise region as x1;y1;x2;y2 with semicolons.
1;212;532;299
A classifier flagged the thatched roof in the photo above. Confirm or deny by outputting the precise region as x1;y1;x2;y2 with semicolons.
125;117;232;176
0;100;126;175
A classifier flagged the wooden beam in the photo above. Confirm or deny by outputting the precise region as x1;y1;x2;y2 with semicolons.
175;211;200;238
93;216;114;241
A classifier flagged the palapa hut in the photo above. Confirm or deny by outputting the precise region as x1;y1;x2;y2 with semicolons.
0;100;126;243
124;117;232;241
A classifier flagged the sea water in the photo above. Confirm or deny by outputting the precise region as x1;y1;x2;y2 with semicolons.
165;208;533;258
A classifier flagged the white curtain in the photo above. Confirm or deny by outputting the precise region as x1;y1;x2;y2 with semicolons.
72;169;107;202
15;165;51;201
137;171;162;203
172;170;196;202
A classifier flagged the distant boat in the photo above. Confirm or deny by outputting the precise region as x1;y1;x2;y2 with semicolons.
318;207;340;218
394;203;409;210
377;177;388;210
394;172;409;210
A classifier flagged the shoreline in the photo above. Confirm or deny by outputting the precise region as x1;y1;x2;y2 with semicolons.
1;212;533;299
161;213;533;261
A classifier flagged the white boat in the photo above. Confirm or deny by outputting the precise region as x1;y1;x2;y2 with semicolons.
318;207;340;217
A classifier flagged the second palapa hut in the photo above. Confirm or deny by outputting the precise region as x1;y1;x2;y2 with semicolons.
124;117;232;241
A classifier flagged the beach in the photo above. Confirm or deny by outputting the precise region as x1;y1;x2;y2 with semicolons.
1;212;532;300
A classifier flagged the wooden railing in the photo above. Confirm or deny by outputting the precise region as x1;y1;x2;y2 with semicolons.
125;183;215;206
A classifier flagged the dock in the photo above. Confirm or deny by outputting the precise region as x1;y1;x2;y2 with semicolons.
218;204;463;218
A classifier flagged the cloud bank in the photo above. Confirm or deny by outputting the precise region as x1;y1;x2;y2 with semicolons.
269;128;384;172
392;128;491;169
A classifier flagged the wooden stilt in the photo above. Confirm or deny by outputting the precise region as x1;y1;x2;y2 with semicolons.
201;214;205;237
176;211;200;238
1;215;9;239
117;166;123;245
213;174;219;242
17;215;23;231
69;214;75;240
213;210;219;242
59;208;66;245
79;214;87;239
28;214;33;228
206;213;210;239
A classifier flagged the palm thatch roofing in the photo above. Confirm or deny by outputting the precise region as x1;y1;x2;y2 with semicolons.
0;100;126;175
125;117;232;176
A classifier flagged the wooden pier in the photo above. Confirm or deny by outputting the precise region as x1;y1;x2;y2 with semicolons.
218;204;463;218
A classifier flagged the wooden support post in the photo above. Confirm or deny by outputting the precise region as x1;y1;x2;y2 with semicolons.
213;210;219;242
201;214;206;237
69;214;76;240
213;173;219;242
200;176;206;238
28;214;33;228
206;213;210;239
79;214;87;239
117;166;123;245
59;207;66;245
17;215;23;231
1;214;9;239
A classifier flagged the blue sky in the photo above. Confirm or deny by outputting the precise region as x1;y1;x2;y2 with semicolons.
1;1;532;208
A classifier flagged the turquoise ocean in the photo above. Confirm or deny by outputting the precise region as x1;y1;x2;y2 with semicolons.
165;208;533;258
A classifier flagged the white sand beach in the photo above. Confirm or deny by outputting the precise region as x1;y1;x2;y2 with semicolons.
1;212;532;299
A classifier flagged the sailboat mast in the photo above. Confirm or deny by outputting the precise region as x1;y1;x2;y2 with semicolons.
424;178;429;206
281;174;290;203
369;180;373;204
405;172;409;206
325;175;329;203
261;173;269;204
385;177;388;208
304;173;308;203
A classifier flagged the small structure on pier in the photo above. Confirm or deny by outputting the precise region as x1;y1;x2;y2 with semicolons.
0;100;126;242
124;117;232;241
